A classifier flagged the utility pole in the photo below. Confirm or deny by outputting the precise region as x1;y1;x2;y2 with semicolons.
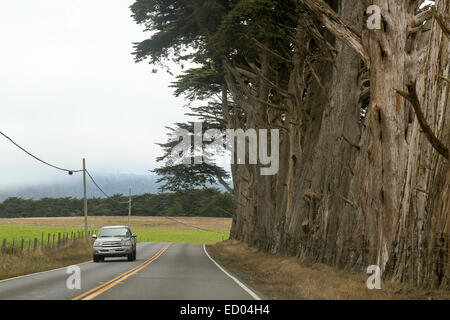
128;187;131;227
83;158;88;239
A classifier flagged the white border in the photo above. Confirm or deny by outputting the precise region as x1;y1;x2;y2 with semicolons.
203;244;262;300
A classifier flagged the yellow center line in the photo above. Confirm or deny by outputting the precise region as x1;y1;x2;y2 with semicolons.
72;243;172;301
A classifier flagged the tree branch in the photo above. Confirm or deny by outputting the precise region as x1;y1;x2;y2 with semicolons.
396;82;449;160
300;0;369;65
234;67;257;80
250;38;293;65
431;7;450;37
439;75;450;84
305;58;329;101
341;134;361;150
184;113;226;125
225;61;288;112
217;175;234;193
247;62;293;99
413;7;433;27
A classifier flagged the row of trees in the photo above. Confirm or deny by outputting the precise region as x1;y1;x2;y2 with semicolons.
0;189;233;218
131;0;449;289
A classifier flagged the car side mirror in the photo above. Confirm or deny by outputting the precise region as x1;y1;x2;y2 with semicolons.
92;234;97;239
131;233;137;238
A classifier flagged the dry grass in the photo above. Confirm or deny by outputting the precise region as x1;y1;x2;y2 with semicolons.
0;240;92;280
0;216;231;233
207;240;450;300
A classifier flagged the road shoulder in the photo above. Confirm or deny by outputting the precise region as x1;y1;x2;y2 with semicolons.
207;240;450;300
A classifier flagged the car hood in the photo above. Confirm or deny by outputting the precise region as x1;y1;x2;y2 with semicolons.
96;237;128;242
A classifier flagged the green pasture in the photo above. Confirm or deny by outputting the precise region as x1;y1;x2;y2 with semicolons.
0;224;228;246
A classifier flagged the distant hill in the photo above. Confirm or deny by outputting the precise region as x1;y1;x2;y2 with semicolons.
0;173;227;202
0;173;162;202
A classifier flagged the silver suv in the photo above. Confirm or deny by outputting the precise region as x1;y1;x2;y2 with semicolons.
92;226;137;262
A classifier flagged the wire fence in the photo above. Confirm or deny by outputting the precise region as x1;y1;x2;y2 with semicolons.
0;230;99;256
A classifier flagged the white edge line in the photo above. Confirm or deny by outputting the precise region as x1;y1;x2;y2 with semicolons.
203;244;262;300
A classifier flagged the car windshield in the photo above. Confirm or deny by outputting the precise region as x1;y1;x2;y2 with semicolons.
99;228;130;238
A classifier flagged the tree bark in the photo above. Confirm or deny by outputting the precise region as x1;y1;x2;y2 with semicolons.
228;0;449;289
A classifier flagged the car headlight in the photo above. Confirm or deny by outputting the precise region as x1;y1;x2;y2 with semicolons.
94;241;102;246
122;240;132;246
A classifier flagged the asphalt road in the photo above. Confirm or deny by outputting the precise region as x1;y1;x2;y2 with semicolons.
0;242;260;300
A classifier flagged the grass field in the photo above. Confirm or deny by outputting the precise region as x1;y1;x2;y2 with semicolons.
0;216;231;245
0;216;231;280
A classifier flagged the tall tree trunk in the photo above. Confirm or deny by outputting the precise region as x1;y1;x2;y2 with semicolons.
229;0;449;289
386;0;449;288
283;0;366;268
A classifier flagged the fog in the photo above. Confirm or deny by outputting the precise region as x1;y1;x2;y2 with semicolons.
0;0;190;189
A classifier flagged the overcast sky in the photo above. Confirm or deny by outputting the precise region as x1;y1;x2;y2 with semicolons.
0;1;435;190
0;0;191;188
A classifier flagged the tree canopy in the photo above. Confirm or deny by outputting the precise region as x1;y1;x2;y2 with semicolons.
0;189;233;218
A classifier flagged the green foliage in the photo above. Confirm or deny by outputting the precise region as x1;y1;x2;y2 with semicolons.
154;164;230;192
153;121;230;192
0;189;234;218
130;0;200;64
166;199;184;216
130;0;297;192
208;0;297;64
171;64;223;101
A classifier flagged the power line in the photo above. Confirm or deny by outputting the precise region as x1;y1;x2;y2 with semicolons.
1;130;229;227
0;130;82;174
85;169;130;204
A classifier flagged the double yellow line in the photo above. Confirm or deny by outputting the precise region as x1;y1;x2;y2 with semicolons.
72;243;172;300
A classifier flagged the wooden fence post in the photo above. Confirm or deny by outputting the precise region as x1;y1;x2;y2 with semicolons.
33;238;38;252
20;238;24;253
2;239;7;255
47;233;51;249
41;232;44;250
57;233;61;248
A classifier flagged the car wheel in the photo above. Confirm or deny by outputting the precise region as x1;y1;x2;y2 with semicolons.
93;255;99;263
133;250;137;261
127;253;133;261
